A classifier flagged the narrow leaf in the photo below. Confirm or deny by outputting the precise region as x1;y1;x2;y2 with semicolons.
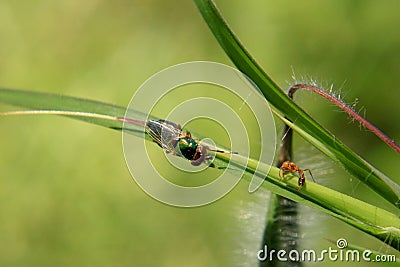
1;87;400;250
193;0;400;208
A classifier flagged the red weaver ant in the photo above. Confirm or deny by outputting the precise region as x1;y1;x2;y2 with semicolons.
279;161;315;189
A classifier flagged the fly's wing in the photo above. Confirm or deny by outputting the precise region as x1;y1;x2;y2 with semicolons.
145;120;182;153
145;120;236;168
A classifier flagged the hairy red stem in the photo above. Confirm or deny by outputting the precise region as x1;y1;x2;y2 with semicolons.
289;84;400;154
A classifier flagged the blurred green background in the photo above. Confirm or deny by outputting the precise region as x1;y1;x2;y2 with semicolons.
0;1;399;266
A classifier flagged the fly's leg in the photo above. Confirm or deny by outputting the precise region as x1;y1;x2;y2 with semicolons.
190;145;207;166
190;154;204;166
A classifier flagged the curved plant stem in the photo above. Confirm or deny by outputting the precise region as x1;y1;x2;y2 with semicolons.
289;84;400;154
194;0;400;208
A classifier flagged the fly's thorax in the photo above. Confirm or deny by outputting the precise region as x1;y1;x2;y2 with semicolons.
177;137;199;160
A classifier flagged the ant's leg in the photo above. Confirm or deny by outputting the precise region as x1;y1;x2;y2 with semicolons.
303;169;316;182
279;168;287;179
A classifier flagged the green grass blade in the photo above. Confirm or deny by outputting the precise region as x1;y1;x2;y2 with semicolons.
0;88;127;131
223;152;400;250
274;111;400;208
193;0;400;208
1;87;400;250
